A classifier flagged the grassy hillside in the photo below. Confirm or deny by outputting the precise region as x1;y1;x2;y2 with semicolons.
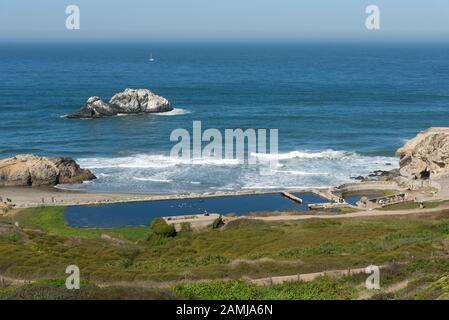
1;206;449;299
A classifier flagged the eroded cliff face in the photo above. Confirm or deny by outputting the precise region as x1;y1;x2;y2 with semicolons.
67;88;173;119
396;128;449;180
0;155;96;187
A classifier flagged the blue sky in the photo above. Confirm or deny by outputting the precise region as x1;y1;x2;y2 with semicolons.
1;0;448;41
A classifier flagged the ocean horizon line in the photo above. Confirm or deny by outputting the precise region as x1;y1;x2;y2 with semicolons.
2;37;449;45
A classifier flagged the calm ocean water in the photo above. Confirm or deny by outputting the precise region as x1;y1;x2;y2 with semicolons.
1;42;449;193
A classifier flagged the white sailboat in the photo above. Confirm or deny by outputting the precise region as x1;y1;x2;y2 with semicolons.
149;53;155;62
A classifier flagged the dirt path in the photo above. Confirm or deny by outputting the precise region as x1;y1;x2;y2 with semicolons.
250;266;371;286
358;279;410;300
0;264;385;290
0;275;34;286
385;279;409;293
252;204;449;222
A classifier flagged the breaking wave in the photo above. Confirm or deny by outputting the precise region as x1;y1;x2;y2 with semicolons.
133;177;173;183
78;154;240;169
251;150;348;160
154;108;191;116
74;149;398;194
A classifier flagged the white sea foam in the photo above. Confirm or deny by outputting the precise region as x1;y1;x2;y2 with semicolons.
76;149;399;194
242;185;319;190
251;150;348;160
154;108;191;116
280;170;329;176
133;177;173;183
111;108;190;117
77;154;240;169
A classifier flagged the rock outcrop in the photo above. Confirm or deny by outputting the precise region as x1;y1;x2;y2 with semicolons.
396;128;449;180
0;203;10;215
0;155;96;187
67;88;173;119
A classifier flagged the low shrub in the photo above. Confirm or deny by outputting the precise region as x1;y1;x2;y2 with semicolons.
224;218;264;229
174;277;356;300
212;216;224;229
177;223;192;237
150;218;176;238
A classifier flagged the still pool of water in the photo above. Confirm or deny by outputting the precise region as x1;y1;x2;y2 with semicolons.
64;193;326;228
343;193;382;206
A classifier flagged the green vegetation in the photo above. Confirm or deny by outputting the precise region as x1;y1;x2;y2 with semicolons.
405;275;449;300
380;200;449;211
177;222;192;237
338;207;360;214
0;276;358;300
174;277;356;300
2;205;449;299
151;218;176;238
0;279;176;300
366;258;449;300
12;206;149;241
381;190;402;197
212;216;224;229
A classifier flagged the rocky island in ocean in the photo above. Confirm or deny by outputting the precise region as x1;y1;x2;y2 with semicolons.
66;88;173;119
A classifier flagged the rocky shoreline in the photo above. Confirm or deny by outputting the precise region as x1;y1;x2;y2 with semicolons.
66;88;173;119
353;128;449;188
0;155;95;187
2;127;449;209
